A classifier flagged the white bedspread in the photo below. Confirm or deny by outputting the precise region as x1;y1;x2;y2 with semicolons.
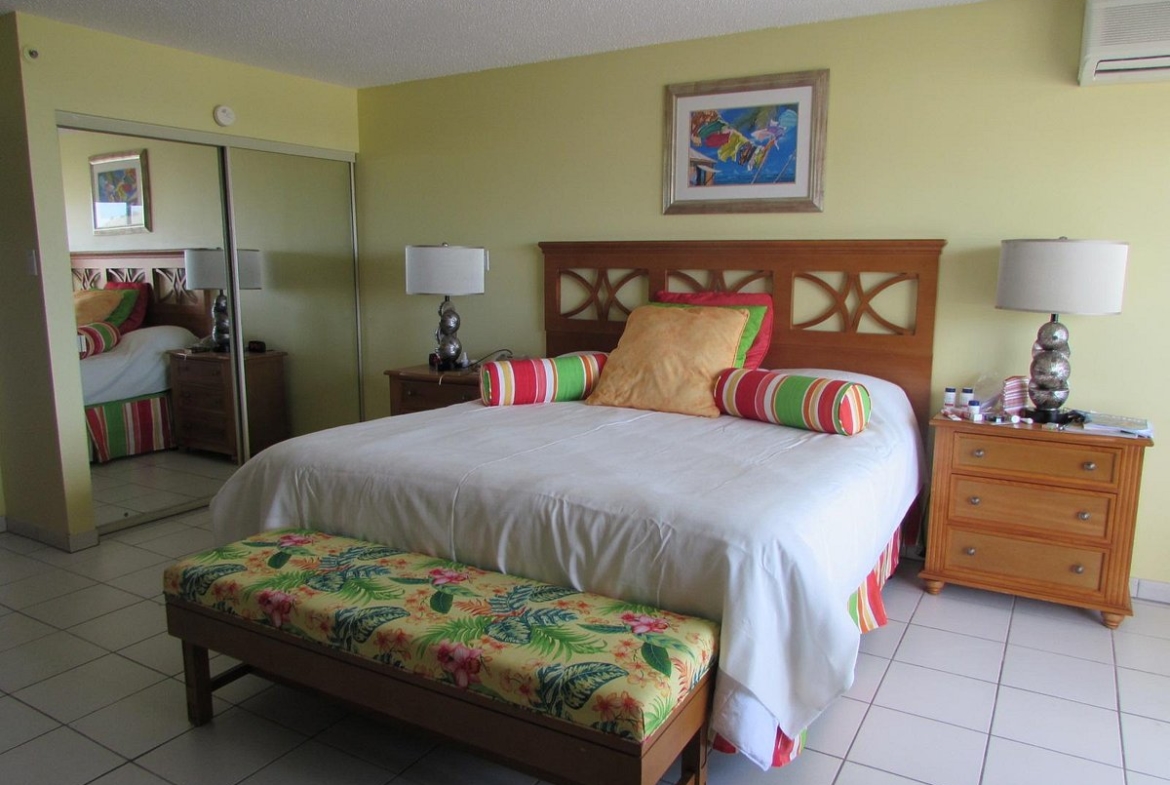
81;325;198;406
212;369;922;769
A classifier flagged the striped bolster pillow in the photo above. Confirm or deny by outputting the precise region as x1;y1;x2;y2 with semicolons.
713;368;872;435
78;322;121;359
481;353;608;406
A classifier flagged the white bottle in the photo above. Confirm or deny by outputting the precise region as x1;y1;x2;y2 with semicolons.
943;387;957;413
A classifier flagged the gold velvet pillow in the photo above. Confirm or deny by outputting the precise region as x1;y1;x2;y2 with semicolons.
73;289;124;327
587;304;750;417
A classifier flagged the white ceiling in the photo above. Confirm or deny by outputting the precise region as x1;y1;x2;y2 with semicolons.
2;0;980;88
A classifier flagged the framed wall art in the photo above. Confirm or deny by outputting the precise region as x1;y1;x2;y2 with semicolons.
90;149;152;234
662;70;828;214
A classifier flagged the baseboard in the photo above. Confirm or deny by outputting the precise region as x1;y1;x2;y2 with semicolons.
6;517;99;552
1131;577;1170;605
95;498;208;536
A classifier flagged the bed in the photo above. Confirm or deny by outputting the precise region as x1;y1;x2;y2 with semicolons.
211;238;944;770
72;251;207;462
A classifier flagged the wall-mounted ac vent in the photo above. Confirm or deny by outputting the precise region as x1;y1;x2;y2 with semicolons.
1080;0;1170;84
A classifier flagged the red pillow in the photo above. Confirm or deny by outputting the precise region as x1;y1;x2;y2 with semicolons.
653;291;773;369
104;281;151;333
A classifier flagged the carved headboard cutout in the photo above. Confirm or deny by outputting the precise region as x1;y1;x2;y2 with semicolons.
70;250;209;337
540;240;944;430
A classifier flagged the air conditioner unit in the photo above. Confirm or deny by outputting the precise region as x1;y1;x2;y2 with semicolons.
1080;0;1170;84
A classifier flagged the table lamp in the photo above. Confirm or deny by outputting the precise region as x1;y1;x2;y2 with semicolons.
184;248;264;352
995;238;1127;424
405;244;488;370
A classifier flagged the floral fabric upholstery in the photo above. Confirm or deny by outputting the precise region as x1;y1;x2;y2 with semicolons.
163;529;719;741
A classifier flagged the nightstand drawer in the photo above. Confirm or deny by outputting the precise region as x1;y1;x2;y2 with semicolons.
175;387;230;413
952;434;1119;487
176;418;234;450
948;478;1111;539
398;379;481;410
173;357;229;386
943;529;1103;592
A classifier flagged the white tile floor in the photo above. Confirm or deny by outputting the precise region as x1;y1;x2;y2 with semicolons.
90;451;237;530
1;517;1168;785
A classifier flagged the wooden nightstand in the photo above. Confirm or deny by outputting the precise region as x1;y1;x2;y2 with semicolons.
920;415;1151;628
169;350;289;461
385;365;481;415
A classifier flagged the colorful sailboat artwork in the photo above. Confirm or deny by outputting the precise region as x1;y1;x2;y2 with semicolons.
688;104;799;187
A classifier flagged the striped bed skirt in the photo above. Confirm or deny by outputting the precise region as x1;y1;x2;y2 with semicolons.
85;391;176;463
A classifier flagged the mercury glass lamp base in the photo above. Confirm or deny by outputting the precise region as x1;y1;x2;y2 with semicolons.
211;291;231;353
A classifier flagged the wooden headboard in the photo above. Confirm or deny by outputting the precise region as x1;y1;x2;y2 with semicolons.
70;250;209;337
540;239;944;429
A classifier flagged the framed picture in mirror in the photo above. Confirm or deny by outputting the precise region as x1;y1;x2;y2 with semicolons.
90;149;152;234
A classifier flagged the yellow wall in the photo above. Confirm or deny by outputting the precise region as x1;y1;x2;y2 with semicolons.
1;11;356;547
0;14;16;523
0;13;70;533
356;0;1170;582
58;130;224;252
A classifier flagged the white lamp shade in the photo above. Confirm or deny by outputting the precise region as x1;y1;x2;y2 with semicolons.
184;249;226;290
996;239;1127;315
184;248;263;290
405;245;487;296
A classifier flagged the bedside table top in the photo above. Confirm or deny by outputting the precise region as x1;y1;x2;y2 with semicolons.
384;365;480;386
930;413;1153;448
169;349;287;361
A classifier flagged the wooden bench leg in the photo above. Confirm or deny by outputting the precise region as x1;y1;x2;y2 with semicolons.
181;640;213;725
676;720;709;785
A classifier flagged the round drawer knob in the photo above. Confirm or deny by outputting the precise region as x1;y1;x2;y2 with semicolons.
1072;564;1085;575
404;389;417;397
969;496;981;506
964;547;977;557
1083;461;1097;472
1078;511;1091;521
972;448;986;459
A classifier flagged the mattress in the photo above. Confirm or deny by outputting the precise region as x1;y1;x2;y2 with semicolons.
211;368;923;769
81;325;198;406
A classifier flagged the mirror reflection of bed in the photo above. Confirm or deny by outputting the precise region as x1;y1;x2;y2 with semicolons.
72;250;240;532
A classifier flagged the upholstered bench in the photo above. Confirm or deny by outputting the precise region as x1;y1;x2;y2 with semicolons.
163;529;718;785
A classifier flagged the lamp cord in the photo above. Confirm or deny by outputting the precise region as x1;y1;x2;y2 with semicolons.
467;348;514;369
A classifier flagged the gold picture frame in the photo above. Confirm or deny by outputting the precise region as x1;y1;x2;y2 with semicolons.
663;70;828;214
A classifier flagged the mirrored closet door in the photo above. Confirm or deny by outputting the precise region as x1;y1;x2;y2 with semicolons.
226;147;360;443
58;126;360;532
